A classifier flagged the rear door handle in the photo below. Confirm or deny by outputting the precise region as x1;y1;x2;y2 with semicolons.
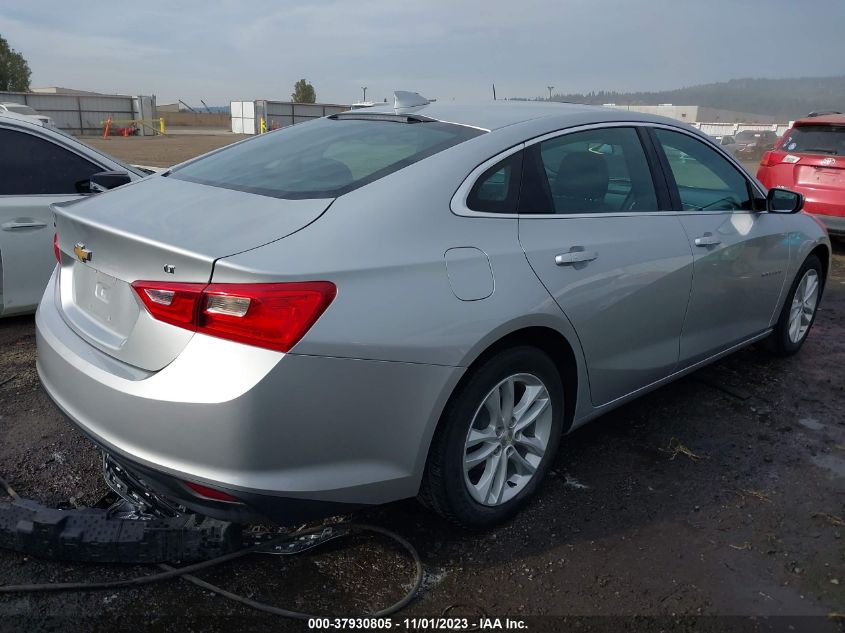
2;220;48;231
555;250;598;266
694;234;721;247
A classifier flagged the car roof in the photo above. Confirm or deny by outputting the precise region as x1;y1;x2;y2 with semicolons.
794;113;845;126
0;109;46;127
356;100;689;132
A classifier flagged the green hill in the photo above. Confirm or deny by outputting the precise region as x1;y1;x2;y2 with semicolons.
545;77;845;120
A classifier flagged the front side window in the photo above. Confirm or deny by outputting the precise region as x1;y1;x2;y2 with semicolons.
654;129;753;212
521;126;658;214
0;127;101;195
171;117;484;199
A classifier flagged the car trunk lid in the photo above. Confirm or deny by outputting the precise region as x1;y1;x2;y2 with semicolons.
53;176;332;371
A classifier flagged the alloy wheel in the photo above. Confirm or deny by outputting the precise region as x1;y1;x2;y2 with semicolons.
462;373;553;506
788;269;819;344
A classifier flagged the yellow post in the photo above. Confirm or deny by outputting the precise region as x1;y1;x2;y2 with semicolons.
159;117;165;135
260;117;267;134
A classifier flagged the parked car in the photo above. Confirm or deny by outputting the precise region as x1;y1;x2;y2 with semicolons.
0;102;55;127
0;112;144;316
757;112;845;237
734;129;779;161
37;97;830;528
712;134;738;156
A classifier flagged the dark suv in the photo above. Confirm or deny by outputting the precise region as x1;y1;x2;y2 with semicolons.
734;129;779;161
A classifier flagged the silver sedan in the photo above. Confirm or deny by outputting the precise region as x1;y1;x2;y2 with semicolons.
36;95;830;527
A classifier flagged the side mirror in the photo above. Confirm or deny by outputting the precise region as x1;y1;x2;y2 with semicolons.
88;171;132;193
767;188;804;214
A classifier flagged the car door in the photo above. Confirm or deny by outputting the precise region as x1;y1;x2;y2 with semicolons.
517;125;694;406
0;125;104;315
649;127;791;366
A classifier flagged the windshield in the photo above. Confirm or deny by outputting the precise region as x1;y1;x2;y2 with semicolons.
780;124;845;155
170;117;484;199
5;104;38;115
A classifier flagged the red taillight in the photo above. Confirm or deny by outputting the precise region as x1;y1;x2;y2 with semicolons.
759;151;786;167
183;481;240;503
53;233;60;263
131;281;336;352
131;281;206;329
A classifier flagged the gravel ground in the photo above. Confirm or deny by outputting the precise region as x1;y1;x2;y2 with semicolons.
82;134;246;168
0;139;842;631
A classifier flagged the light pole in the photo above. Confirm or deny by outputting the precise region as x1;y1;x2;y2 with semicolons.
361;86;367;103
547;85;554;100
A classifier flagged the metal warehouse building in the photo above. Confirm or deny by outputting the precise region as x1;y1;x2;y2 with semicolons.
0;87;157;135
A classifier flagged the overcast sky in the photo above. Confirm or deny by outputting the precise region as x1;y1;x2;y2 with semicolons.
3;0;844;106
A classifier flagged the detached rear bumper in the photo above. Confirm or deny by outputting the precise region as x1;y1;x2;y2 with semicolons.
35;270;461;524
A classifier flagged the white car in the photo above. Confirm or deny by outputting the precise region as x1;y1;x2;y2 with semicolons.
713;134;739;156
0;112;145;316
0;102;55;127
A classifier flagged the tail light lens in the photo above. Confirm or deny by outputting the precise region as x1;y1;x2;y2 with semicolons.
759;151;786;167
131;281;336;352
183;481;241;503
53;233;60;263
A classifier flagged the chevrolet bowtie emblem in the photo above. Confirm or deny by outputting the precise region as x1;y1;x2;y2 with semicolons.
73;242;92;263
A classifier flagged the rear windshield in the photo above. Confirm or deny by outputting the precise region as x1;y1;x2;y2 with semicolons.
735;130;771;142
780;124;845;155
5;104;37;115
170;117;484;199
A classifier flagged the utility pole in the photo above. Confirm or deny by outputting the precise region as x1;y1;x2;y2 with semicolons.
361;86;368;102
547;86;554;100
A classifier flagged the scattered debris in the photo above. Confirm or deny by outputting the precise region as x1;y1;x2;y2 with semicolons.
0;375;15;388
564;474;589;490
659;438;706;462
798;417;825;431
813;513;845;527
729;542;752;551
740;489;773;503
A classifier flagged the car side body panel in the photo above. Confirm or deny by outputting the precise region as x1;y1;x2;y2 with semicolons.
33;103;832;523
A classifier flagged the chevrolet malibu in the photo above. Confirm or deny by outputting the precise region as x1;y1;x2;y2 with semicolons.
37;95;831;528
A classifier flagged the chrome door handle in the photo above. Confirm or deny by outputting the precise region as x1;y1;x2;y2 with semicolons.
2;220;48;231
555;250;598;266
694;234;721;247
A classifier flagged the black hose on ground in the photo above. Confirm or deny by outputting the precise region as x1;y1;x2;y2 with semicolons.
0;522;425;620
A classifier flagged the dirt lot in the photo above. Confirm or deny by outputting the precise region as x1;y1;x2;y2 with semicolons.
0;138;842;631
83;134;246;168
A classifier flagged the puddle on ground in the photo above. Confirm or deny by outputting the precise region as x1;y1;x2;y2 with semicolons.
798;418;825;432
811;454;845;479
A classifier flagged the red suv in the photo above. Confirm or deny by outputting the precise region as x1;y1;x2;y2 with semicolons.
757;112;845;237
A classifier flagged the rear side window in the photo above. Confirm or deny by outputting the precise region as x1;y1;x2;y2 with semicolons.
467;151;523;213
0;127;102;195
654;129;753;211
520;126;658;214
171;117;484;199
780;125;845;155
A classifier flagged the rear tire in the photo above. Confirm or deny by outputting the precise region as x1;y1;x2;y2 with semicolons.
767;254;823;356
419;346;564;528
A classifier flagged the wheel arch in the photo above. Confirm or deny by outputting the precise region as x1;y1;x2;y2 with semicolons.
415;322;584;499
809;243;830;291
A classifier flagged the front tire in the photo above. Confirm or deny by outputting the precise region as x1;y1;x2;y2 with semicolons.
768;254;823;356
419;346;564;528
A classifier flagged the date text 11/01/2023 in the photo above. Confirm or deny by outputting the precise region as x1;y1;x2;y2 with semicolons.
307;617;528;630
